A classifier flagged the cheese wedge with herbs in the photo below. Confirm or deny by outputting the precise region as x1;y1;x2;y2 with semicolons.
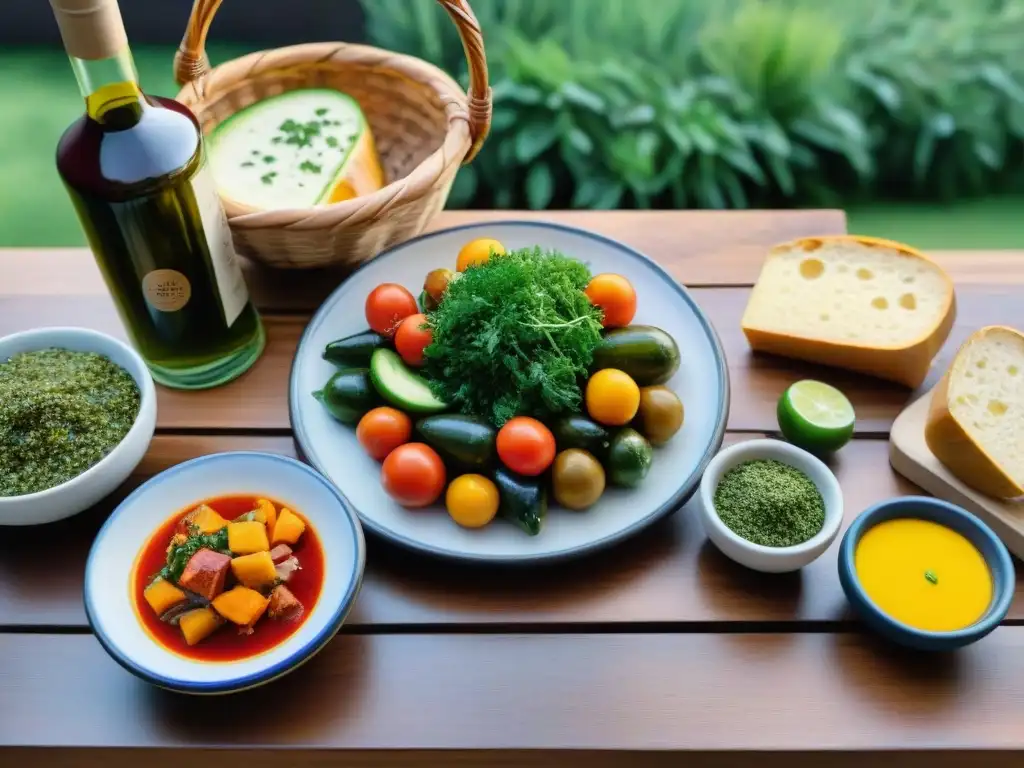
926;326;1024;499
208;89;384;210
741;235;956;387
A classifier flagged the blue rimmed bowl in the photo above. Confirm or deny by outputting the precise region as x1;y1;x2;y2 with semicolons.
838;496;1014;651
85;452;365;694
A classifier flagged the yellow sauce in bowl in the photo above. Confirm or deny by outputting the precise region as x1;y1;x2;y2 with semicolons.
854;518;993;632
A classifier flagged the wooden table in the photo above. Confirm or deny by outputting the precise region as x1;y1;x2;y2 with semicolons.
2;211;1023;767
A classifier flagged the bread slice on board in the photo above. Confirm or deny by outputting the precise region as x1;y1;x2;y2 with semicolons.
741;236;956;387
925;326;1024;499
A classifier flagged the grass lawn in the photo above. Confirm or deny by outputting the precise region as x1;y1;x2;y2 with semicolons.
1;46;1021;250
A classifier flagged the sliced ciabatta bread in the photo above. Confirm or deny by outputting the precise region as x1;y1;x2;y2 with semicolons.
925;326;1024;499
741;236;956;387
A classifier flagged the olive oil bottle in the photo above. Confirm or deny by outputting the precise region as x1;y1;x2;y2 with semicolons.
49;0;264;389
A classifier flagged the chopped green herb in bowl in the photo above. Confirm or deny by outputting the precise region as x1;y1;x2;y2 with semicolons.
0;327;157;526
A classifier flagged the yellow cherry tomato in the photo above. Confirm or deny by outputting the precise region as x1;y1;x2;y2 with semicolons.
586;368;641;426
445;474;500;529
456;238;506;272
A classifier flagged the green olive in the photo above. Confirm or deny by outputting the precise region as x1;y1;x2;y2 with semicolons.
634;386;684;446
552;449;606;511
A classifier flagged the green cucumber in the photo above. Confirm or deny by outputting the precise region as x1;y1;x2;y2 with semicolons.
592;325;680;385
369;348;448;414
313;368;382;425
606;428;654;488
551;416;612;461
493;467;547;536
416;414;496;471
323;330;389;367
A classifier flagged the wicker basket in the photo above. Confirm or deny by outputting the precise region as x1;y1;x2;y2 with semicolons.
173;0;491;270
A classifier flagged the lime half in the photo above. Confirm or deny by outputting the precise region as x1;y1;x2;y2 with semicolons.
777;380;855;453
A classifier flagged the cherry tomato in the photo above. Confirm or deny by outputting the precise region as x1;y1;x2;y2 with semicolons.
381;443;446;508
456;238;506;272
366;283;418;337
423;268;455;310
445;474;499;528
357;407;412;461
586;368;640;426
585;273;637;328
496;416;556;476
394;313;433;367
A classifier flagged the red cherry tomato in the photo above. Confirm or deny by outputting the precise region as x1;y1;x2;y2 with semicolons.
381;443;446;508
357;407;413;461
585;273;637;328
366;283;418;337
394;313;433;367
496;417;556;476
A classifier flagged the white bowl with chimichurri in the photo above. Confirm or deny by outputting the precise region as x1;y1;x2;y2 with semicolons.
698;438;844;573
0;327;157;525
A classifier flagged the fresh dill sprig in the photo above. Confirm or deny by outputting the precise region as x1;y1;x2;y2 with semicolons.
423;247;603;427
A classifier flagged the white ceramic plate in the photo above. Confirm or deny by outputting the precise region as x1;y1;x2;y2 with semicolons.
290;221;729;563
85;452;365;694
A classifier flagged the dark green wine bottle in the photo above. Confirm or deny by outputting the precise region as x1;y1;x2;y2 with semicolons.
51;0;264;389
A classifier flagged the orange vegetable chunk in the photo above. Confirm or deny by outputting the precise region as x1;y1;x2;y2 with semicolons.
179;607;224;646
270;507;306;546
230;551;278;589
213;586;270;627
143;577;186;616
227;520;269;555
255;498;277;530
188;504;229;534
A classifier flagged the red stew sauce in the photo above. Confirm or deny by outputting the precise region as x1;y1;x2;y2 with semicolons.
133;495;324;662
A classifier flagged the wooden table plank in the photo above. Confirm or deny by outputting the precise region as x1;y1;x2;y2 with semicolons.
2;284;1020;434
4;750;1020;768
4;630;1024;752
0;210;846;302
4;433;1021;630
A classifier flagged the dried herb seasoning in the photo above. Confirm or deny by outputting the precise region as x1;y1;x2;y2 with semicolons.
713;459;826;547
0;348;140;497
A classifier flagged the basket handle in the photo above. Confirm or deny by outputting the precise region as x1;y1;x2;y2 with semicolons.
174;0;492;162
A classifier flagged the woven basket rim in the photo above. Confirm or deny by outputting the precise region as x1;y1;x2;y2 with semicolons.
176;41;474;230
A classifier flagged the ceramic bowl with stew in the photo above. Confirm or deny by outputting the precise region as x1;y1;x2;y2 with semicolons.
0;326;157;526
839;496;1014;651
698;438;844;573
85;451;365;694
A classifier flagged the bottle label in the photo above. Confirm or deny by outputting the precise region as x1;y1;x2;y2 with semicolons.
142;269;191;312
190;162;249;328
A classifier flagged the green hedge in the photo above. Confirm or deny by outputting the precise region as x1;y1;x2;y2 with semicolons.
361;0;1024;210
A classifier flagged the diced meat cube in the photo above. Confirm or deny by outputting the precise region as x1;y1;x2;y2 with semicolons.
269;544;293;564
268;585;304;621
178;549;231;600
274;556;301;583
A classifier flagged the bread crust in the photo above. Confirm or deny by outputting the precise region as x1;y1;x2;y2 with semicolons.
741;235;956;387
924;326;1024;499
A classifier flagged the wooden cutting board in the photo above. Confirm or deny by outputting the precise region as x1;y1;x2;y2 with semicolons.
889;391;1024;559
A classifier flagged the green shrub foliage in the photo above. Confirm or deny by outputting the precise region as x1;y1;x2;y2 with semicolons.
361;0;1024;208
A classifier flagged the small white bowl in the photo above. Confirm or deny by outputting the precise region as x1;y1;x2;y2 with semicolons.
0;327;157;525
698;438;843;573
